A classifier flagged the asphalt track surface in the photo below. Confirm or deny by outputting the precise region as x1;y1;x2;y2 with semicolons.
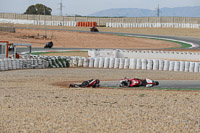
12;28;200;89
101;80;200;89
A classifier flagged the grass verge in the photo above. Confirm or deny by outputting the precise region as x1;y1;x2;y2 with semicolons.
118;34;192;49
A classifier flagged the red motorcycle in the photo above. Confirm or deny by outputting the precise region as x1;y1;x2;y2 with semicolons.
119;78;159;88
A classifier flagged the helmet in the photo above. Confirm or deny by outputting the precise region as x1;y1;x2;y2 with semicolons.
120;79;129;87
154;81;159;85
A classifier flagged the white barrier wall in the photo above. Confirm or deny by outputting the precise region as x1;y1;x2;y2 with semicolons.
88;49;200;61
0;18;76;27
1;55;200;73
67;56;200;73
106;22;200;29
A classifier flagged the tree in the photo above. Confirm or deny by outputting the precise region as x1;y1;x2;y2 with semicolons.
24;4;52;15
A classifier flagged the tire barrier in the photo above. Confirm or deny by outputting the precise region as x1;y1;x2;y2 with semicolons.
124;58;130;69
153;59;159;70
0;18;76;27
114;58;120;69
158;60;164;71
0;55;70;72
136;59;142;70
94;58;99;68
66;57;200;73
184;62;190;72
147;59;153;70
119;58;125;69
1;55;200;73
106;22;200;29
109;58;115;68
99;57;104;68
174;61;180;72
104;57;109;69
88;49;200;61
89;58;94;68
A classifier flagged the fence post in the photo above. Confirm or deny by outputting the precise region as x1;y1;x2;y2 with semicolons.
98;17;100;26
51;15;53;25
63;16;64;25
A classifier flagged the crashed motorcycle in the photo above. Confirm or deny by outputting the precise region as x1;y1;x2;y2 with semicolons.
119;78;159;88
69;79;100;88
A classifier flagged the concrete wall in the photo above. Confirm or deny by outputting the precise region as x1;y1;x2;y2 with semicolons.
0;13;200;26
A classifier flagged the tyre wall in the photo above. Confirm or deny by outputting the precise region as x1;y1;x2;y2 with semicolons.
68;56;200;73
0;18;76;27
88;49;200;61
0;55;70;71
106;23;200;29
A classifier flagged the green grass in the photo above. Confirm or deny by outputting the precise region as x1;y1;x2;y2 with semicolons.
31;51;88;55
118;34;192;49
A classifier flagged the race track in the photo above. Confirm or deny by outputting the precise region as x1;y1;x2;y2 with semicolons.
12;28;200;89
101;80;200;89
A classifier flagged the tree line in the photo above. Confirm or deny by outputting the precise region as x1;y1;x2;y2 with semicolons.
24;4;52;15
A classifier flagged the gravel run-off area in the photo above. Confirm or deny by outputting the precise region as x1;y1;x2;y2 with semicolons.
0;25;200;132
0;68;200;132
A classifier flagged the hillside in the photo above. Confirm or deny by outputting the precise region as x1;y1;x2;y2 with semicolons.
89;6;200;17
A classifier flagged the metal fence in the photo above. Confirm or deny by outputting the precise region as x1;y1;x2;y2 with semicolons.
0;12;200;26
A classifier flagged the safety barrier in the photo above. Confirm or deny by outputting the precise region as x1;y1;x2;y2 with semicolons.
0;55;70;71
0;18;98;27
88;49;200;61
68;56;200;73
1;55;199;73
0;18;76;27
106;23;200;29
76;22;97;27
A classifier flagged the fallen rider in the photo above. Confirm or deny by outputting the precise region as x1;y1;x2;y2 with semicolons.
119;77;159;88
69;79;100;88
